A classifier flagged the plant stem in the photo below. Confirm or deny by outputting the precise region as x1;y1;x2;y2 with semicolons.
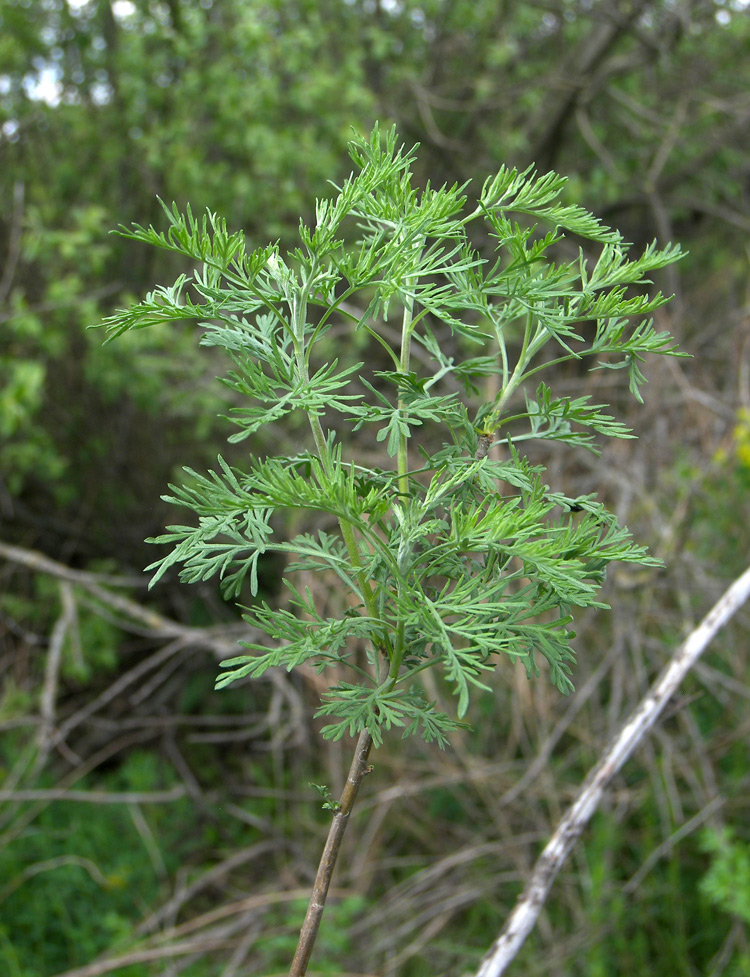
291;304;382;628
478;311;537;453
288;728;374;976
386;292;416;684
492;310;534;419
397;292;414;500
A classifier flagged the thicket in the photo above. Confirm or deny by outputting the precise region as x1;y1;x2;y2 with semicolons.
1;2;750;975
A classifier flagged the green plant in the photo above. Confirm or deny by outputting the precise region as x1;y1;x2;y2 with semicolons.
97;123;684;973
700;826;750;926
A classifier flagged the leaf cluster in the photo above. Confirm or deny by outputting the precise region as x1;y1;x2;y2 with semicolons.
97;124;684;746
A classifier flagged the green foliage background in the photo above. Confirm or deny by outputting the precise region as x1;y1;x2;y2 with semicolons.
1;1;750;975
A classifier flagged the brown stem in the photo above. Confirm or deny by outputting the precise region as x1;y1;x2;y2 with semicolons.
288;727;374;976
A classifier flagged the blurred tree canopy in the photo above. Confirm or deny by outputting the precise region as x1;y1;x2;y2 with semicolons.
2;0;749;564
1;2;750;976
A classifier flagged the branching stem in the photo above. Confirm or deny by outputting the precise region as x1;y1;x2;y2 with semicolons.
293;301;382;631
397;288;415;500
389;288;416;684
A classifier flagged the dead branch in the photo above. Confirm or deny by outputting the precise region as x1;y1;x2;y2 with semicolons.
473;562;750;977
49;888;347;977
0;539;247;646
0;787;189;803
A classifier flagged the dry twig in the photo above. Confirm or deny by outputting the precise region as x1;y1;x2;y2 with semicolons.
473;563;750;977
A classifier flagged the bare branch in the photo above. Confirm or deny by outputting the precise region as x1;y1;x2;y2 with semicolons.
49;888;345;977
527;0;649;165
0;540;211;639
623;795;725;894
0;854;110;905
0;538;262;654
135;841;280;936
51;636;191;748
36;582;76;761
0;787;189;803
473;563;750;977
49;937;245;977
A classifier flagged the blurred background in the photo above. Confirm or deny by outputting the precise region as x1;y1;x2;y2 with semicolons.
1;1;750;975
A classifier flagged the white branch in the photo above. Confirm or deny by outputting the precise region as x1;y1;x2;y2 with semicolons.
474;564;750;977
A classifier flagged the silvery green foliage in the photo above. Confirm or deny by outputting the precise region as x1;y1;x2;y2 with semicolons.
101;125;684;748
